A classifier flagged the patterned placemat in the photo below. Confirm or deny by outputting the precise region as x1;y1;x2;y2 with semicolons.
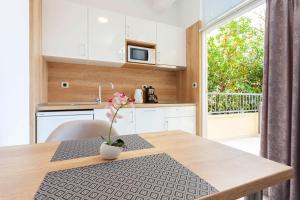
36;153;218;200
51;134;154;162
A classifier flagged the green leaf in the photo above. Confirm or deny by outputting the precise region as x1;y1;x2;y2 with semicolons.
111;139;126;148
207;16;264;94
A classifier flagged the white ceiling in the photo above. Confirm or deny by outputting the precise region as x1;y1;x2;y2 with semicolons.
150;0;177;13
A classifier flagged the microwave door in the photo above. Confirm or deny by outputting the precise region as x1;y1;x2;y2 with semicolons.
129;48;149;64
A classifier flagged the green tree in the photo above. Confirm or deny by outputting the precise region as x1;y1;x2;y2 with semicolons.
208;17;264;93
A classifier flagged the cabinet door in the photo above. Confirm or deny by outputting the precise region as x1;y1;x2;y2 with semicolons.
166;117;196;135
165;117;180;131
135;108;165;133
37;114;93;143
126;16;157;44
94;108;135;135
89;8;126;63
179;116;196;135
42;0;88;59
164;106;196;118
157;23;186;67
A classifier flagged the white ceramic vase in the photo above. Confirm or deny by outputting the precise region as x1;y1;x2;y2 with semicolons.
100;142;122;160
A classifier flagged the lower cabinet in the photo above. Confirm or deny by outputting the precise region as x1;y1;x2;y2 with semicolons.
94;108;135;135
36;106;196;143
164;106;197;135
165;116;196;135
135;108;165;133
94;106;196;135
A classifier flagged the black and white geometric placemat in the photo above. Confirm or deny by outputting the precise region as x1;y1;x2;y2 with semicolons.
36;153;218;200
51;134;154;162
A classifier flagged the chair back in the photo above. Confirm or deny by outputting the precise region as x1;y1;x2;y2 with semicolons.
46;120;118;142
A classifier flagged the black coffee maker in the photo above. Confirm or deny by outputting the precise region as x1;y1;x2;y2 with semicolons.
144;86;158;103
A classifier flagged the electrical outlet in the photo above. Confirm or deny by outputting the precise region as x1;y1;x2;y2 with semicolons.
61;82;69;89
192;82;198;89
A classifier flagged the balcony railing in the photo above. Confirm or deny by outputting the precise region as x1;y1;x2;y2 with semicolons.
208;92;263;114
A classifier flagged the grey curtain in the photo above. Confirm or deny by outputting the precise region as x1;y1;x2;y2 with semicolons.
261;0;300;200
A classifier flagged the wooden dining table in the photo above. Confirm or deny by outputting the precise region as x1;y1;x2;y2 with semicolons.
0;131;293;200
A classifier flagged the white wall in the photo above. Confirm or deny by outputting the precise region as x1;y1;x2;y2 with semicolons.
207;113;259;140
0;0;30;146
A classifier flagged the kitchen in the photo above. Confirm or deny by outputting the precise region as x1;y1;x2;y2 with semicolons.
34;0;200;144
0;0;296;200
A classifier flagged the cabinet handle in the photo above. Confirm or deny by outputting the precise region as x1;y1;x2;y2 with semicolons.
157;51;161;62
119;48;125;61
79;43;87;57
165;121;168;130
144;110;157;112
130;111;134;123
126;25;130;37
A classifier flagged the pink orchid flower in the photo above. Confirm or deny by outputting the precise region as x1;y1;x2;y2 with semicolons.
105;93;133;144
106;108;123;123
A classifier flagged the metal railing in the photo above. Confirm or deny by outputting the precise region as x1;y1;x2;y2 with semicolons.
208;92;262;114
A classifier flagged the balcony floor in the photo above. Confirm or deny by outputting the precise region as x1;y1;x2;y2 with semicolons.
218;136;261;156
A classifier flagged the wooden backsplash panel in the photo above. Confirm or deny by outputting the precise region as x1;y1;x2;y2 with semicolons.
48;62;178;103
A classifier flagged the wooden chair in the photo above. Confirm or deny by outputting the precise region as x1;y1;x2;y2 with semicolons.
46;120;118;142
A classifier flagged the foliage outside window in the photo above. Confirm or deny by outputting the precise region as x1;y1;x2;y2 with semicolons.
208;16;264;93
207;9;265;114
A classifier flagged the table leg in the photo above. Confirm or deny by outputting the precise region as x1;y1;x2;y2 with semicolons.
244;191;263;200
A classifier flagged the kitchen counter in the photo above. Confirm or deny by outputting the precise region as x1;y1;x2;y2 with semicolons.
37;102;196;111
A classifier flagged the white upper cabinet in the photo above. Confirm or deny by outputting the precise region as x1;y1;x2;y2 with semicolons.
89;8;126;64
42;0;88;59
125;16;157;44
157;23;186;67
42;1;186;68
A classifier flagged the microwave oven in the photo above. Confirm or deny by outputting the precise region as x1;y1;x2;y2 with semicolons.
127;45;156;65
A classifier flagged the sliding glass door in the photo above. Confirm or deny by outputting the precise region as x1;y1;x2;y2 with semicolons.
202;3;266;155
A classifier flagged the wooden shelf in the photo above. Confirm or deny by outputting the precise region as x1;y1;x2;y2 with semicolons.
122;62;156;70
124;39;156;70
126;39;156;48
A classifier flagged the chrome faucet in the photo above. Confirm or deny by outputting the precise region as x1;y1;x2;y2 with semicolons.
96;82;114;104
